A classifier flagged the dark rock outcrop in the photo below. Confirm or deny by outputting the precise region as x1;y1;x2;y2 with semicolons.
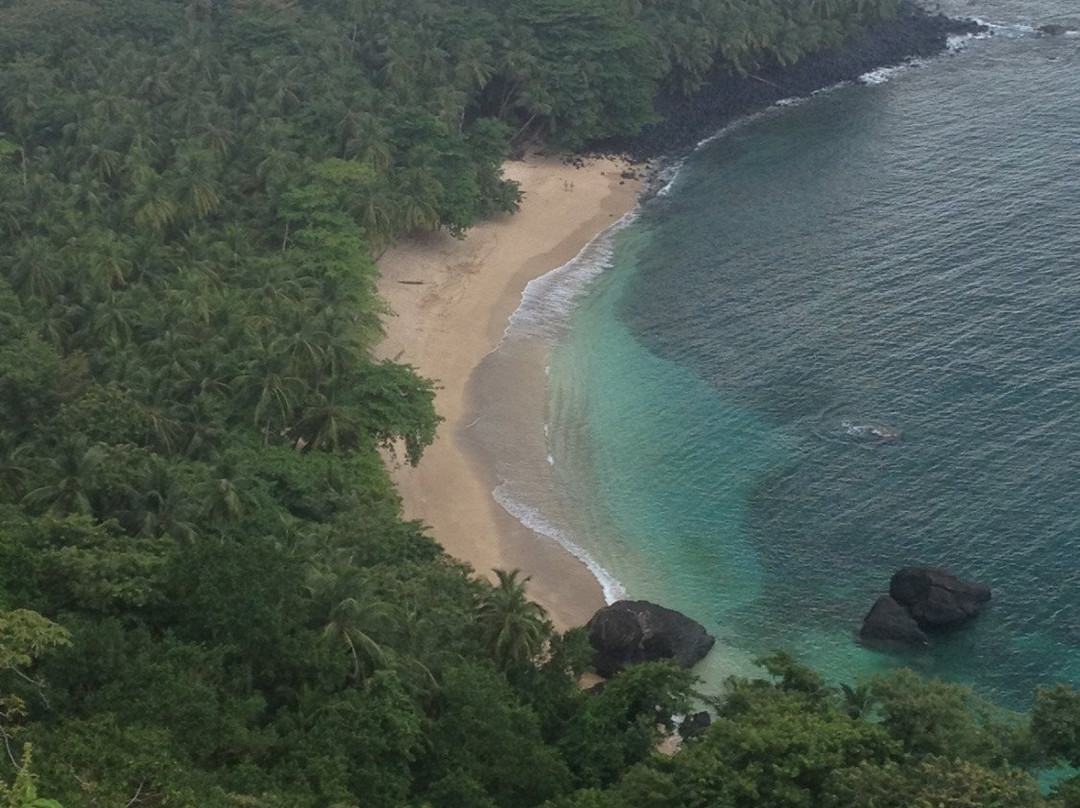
679;711;712;739
858;594;928;648
595;1;988;163
587;600;715;677
845;422;902;444
890;566;991;630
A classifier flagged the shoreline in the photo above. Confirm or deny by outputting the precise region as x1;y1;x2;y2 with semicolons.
376;155;642;630
375;5;986;633
596;1;985;162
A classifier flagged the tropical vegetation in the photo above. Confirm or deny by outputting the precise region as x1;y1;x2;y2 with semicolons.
2;0;1079;806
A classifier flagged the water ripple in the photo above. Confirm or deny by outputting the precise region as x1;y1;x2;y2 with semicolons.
576;18;1080;705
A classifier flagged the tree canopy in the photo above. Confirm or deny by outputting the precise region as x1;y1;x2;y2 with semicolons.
1;0;1074;807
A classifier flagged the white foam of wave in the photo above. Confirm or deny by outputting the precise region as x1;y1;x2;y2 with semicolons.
972;17;1036;37
696;107;780;149
947;33;974;51
494;30;986;615
658;105;801;197
858;62;915;85
653;159;685;197
503;210;637;342
493;483;627;604
507;96;803;336
811;82;846;96
658;78;877;196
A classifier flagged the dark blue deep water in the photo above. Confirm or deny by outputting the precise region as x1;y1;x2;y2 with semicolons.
544;9;1080;707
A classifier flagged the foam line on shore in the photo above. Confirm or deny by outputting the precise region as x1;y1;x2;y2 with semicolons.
493;483;628;604
377;155;640;629
482;208;639;606
503;210;639;343
492;32;994;611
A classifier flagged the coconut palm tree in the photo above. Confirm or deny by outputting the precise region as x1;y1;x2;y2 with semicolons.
322;596;387;683
477;569;552;671
9;237;63;301
297;389;362;453
125;458;199;544
235;358;306;442
201;456;257;525
21;437;106;517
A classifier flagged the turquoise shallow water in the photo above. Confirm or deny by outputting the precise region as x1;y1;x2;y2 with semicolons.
536;13;1080;708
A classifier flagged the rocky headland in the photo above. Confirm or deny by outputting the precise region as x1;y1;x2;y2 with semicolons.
597;1;986;164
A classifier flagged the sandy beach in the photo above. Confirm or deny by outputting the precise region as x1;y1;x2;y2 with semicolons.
377;154;642;629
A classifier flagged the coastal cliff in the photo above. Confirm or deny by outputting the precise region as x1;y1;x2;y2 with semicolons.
602;2;985;161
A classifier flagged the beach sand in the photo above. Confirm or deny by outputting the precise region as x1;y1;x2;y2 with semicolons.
377;154;641;629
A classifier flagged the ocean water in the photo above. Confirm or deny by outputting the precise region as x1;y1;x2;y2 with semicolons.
486;3;1080;708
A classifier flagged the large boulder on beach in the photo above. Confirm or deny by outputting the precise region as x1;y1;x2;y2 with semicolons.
587;600;715;677
889;566;991;630
858;594;928;648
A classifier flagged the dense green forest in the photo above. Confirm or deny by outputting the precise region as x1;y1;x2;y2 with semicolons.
2;0;1080;806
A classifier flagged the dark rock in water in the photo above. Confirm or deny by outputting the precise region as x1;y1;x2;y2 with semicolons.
844;421;902;444
1037;24;1071;36
858;594;928;648
587;600;715;677
890;566;991;630
680;711;712;739
867;424;901;443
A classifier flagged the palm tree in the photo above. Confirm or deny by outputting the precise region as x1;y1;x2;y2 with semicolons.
393;166;441;233
21;437;105;517
275;326;327;387
198;117;235;158
216;68;252;109
0;173;29;239
82;143;124;184
258;61;303;116
252;129;298;191
233;341;307;443
455;38;496;91
297;389;361;453
353;115;393;173
125;459;199;544
0;431;29;500
141;404;183;455
171;395;225;461
90;293;134;348
143;326;201;404
357;179;399;250
381;600;445;701
322;596;387;683
66;229;131;299
136;62;179;104
9;237;63;301
200;456;256;525
311;317;363;379
381;34;420;91
131;179;179;232
839;681;877;720
477;569;552;671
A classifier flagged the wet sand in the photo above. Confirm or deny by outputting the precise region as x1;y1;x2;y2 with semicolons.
377;154;641;629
